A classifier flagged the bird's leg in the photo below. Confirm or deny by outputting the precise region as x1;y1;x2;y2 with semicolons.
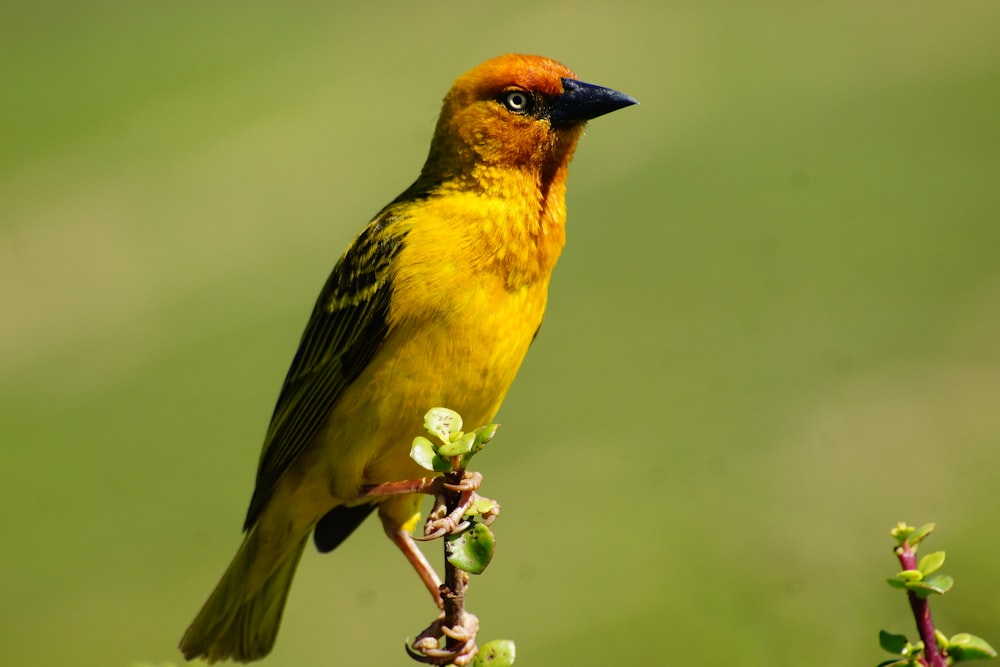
384;523;444;609
361;476;440;498
367;469;493;664
366;473;481;610
362;471;487;541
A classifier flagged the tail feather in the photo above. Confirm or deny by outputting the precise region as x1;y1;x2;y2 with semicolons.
180;527;309;663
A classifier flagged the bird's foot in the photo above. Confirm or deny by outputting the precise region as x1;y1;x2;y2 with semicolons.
406;611;480;666
442;470;482;493
418;472;494;541
364;470;497;541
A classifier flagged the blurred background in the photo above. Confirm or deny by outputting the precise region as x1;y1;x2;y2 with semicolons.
2;1;999;665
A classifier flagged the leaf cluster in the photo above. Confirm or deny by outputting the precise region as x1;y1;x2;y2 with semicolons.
408;408;514;667
878;523;996;666
411;408;498;474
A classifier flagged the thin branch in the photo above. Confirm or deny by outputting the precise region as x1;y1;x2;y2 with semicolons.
895;542;946;667
441;469;472;655
405;467;481;666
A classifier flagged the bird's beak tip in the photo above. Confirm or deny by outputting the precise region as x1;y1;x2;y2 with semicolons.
551;78;638;126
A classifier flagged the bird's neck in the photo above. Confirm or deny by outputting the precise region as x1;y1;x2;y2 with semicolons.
392;162;567;291
458;162;568;289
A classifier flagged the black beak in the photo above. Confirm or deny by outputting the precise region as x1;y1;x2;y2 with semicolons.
548;78;638;127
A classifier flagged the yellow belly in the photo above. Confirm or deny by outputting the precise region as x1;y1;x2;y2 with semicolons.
345;276;545;480
269;270;550;533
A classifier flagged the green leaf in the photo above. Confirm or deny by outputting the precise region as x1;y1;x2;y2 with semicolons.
906;574;953;598
875;661;908;667
473;424;500;451
466;496;498;518
438;431;477;457
410;437;439;471
433;456;454;472
446;522;495;574
424;408;462;444
948;633;998;661
935;630;950;651
923;574;954;594
887;578;908;589
908;522;936;546
409;436;453;472
898;569;923;582
880;630;909;655
473;639;516;666
905;582;936;598
918;551;945;577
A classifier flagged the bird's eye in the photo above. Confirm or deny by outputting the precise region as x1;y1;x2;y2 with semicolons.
502;90;533;114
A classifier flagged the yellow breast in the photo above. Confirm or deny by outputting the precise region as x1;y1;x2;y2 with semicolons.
312;185;564;503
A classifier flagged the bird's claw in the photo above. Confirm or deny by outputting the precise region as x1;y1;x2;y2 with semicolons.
406;612;480;666
419;501;472;540
442;470;482;493
414;471;492;541
415;519;471;542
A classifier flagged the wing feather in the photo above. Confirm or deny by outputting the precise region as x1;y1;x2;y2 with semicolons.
243;211;408;529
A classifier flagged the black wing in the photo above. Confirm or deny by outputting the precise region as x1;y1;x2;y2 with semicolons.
243;211;407;529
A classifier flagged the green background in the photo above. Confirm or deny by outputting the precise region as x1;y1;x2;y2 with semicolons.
3;2;999;665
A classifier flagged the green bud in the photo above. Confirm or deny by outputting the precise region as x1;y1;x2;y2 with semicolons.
890;522;915;542
473;639;516;666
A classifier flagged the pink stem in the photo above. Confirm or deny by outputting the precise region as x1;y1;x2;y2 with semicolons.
895;542;947;667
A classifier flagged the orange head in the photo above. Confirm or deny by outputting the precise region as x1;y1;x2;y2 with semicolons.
418;54;636;189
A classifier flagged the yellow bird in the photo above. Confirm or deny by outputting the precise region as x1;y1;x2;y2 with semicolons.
180;53;635;663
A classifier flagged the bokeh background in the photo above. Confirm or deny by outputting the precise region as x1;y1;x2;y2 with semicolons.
3;1;999;665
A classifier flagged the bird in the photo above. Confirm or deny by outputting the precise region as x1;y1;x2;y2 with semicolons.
179;53;636;663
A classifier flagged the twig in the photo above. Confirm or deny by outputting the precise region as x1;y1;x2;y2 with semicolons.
404;410;505;666
441;469;471;652
895;540;946;667
406;468;482;665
